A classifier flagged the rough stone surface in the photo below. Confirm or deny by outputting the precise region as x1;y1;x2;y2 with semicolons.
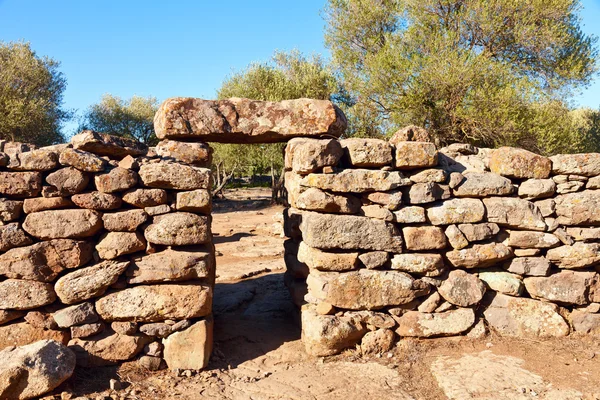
297;241;358;272
0;310;24;326
546;242;600;269
285;138;343;173
524;271;596;305
405;182;451;204
457;223;500;242
341;138;392;168
53;302;98;328
550;153;600;176
394;142;438;170
162;319;213;370
408;169;447;184
295;187;360;214
438;270;486;307
9;149;58;171
358;251;389;270
127;247;213;284
483;197;546;231
71;191;121;210
0;322;69;349
96;232;146;260
571;311;600;334
71;322;104;339
0;279;56;310
144;212;210;246
445;225;469;249
426;198;485;225
307;270;429;310
518;179;556;199
0;239;93;282
22;197;73;214
396;308;475;337
0;223;32;252
71;130;147;158
446;243;513;269
154;97;347;143
175;189;211;214
489;147;551;179
402;226;447;250
23;209;102;239
139;162;211;190
504;257;551;277
360;205;394;221
360;329;395;354
95;284;212;322
0;339;75;400
555;190;600;225
566;227;600;241
393;206;426;224
59;148;106;172
301;306;367;356
390;254;445;277
54;260;129;304
505;230;560;249
102;209;148;232
68;331;150;367
478;271;524;296
299;212;403;252
390;125;431;143
45;167;89;196
155;140;212;167
0;172;42;198
301;169;410;193
94;167;138;193
452;172;514;197
0;199;23;222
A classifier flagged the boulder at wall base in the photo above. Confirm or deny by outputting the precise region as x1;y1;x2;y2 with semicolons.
306;269;430;310
301;306;367;356
0;340;76;400
523;270;597;305
483;293;570;337
154;97;347;143
298;211;404;252
0;322;69;351
162;318;213;370
395;308;476;338
68;331;151;367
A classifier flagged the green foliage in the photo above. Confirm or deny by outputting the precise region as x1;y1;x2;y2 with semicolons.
214;50;341;178
324;0;599;153
79;94;160;145
0;41;71;146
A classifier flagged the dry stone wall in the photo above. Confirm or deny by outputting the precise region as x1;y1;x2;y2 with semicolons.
283;135;600;356
0;131;214;372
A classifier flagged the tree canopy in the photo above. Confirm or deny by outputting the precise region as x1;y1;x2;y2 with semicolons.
324;0;599;153
0;41;71;146
79;94;160;145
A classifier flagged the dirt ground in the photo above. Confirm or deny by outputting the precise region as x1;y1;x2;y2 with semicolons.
53;188;600;400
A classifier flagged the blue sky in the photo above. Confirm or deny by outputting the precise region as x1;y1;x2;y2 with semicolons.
0;0;599;135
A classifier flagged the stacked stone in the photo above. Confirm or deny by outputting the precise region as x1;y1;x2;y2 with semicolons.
0;130;214;371
283;136;600;356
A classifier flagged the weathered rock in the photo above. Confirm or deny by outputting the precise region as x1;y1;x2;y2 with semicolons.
513;248;542;256
0;322;69;350
144;212;210;246
102;209;148;232
0;239;93;282
555;190;600;225
453;172;514;197
23;311;57;330
59;148;106;172
439;270;486;306
71;323;104;339
8;149;58;171
358;251;389;269
504;257;551;276
438;152;489;173
396;308;475;337
550;153;600;176
0;223;32;252
53;302;98;328
446;243;513;269
478;271;524;296
505;230;560;249
405;182;451;204
295;187;361;214
145;204;171;216
390;253;445;277
360;205;394;221
586;175;600;189
565;227;600;241
54;260;129;304
23;209;102;239
489;147;551;179
139;162;211;190
483;197;546;231
96;284;212;322
363;191;403;211
483;293;569;337
393;206;426;224
457;223;500;242
534;198;555;217
408;169;447;184
138;355;164;371
417;291;443;313
22;197;73;214
71;130;147;158
360;329;395;354
426;198;485;225
571;311;600;334
307;270;429;310
94;167;138;193
139;323;172;338
556;180;584;194
0;310;24;326
0;339;75;400
445;225;469;249
390;125;432;143
162;318;213;370
285;138;343;173
297;241;359;272
299;212;403;252
546;242;600;269
143;341;162;357
68;331;150;367
96;232;146;260
175;189;211;214
518;179;556;200
0;280;55;310
155;97;347;142
301;169;410;193
0;199;22;222
111;322;137;336
71;191;121;210
524;270;596;305
127;247;213;284
301;306;367;356
0;172;42;198
122;188;167;207
402;226;447;250
394;142;438;170
155;140;212;167
44;167;89;197
340;138;392;167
